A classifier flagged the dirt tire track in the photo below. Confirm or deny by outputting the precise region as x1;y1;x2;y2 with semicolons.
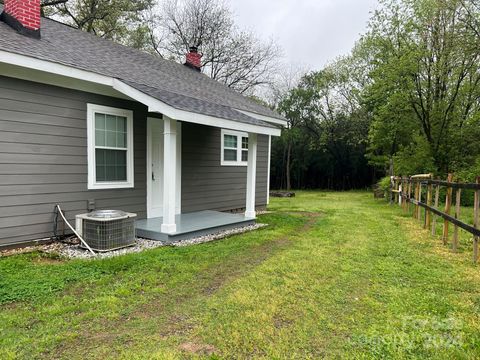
50;211;322;358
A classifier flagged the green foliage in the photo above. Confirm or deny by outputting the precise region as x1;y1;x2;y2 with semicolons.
0;252;102;304
272;61;374;190
456;157;480;183
393;135;436;176
364;0;480;177
377;176;392;193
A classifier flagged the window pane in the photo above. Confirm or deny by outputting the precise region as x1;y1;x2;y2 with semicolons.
96;148;105;164
224;134;237;148
95;113;105;130
95;113;128;149
242;150;248;162
224;149;237;161
93;110;130;183
242;137;248;149
105;115;117;131
96;149;127;182
95;129;105;146
105;165;116;181
115;150;126;166
117;117;126;132
106;131;116;147
116;165;127;180
117;132;126;148
105;149;116;164
96;165;105;181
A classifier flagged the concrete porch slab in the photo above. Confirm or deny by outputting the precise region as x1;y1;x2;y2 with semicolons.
135;210;256;242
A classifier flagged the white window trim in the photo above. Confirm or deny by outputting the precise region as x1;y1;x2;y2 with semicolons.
221;129;249;166
87;104;134;190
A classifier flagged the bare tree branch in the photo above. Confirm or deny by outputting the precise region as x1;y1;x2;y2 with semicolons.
148;0;282;94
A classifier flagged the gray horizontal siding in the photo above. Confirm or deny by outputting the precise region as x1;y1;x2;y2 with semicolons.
0;76;148;247
0;143;87;155
0;109;86;128
182;123;269;213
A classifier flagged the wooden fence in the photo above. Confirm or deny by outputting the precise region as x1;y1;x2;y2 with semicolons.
390;174;480;263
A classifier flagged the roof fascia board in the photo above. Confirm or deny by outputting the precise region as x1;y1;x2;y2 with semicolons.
0;61;131;100
112;79;281;136
235;109;288;127
0;50;113;86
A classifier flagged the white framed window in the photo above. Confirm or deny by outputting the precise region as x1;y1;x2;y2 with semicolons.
87;104;134;189
221;129;248;166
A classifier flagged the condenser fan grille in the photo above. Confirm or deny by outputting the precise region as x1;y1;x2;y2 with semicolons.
78;211;137;252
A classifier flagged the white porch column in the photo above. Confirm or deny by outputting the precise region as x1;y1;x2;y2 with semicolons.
245;133;258;218
161;117;177;233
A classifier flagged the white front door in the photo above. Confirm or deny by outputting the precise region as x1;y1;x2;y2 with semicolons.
147;118;164;218
147;117;182;219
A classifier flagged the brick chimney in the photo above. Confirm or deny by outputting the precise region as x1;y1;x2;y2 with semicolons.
1;0;41;38
184;46;202;71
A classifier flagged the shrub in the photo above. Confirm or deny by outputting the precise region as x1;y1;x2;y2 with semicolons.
377;176;392;197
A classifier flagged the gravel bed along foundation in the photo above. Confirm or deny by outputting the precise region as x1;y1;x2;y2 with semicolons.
3;223;268;260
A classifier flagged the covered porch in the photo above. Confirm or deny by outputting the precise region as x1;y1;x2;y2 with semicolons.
136;210;255;242
112;81;281;241
144;115;264;239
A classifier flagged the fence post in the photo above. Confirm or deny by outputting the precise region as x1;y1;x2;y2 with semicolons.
412;183;418;219
432;184;440;236
398;181;403;206
389;176;394;205
394;178;399;205
474;177;479;264
453;187;462;252
418;182;423;221
400;177;404;210
443;173;453;245
426;179;433;229
407;178;412;213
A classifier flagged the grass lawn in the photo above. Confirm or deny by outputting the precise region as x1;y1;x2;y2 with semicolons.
1;191;480;359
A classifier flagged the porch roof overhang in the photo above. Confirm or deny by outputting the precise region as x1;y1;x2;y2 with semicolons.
0;50;282;136
112;80;281;136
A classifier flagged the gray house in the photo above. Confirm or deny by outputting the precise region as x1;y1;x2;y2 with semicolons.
0;0;285;248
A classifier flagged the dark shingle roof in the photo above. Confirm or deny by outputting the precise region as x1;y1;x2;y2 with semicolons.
123;80;272;126
0;7;285;129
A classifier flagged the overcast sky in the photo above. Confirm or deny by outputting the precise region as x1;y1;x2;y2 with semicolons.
227;0;379;70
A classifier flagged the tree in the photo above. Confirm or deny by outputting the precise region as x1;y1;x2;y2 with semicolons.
42;0;154;44
460;0;480;37
277;80;315;190
41;0;68;9
265;63;308;109
148;0;282;94
365;0;480;176
273;55;373;190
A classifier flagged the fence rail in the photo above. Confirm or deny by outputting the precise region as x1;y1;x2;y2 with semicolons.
389;174;480;263
409;179;480;190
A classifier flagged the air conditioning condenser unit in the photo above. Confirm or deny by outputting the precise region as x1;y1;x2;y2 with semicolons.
75;210;137;252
